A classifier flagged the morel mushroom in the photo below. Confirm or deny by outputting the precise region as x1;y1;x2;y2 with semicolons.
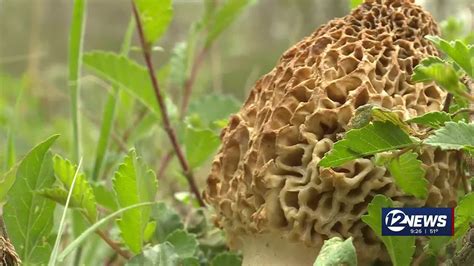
204;0;461;265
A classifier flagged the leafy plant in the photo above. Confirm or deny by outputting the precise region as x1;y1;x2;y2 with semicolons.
317;33;474;264
0;0;254;264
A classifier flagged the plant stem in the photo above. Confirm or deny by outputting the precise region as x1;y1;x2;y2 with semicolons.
131;1;205;207
442;93;453;112
157;150;175;178
180;47;209;117
68;0;87;162
95;230;131;259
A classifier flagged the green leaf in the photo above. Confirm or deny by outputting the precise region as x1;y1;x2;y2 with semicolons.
165;230;198;258
49;158;84;266
134;0;173;44
169;42;189;88
205;0;257;46
182;257;200;266
387;152;428;199
350;104;376;129
57;202;158;261
350;0;363;9
426;35;474;78
0;165;17;202
68;0;86;161
113;149;158;254
3;135;59;264
83;51;161;116
350;105;411;133
425;236;451;256
210;252;242;266
362;195;415;266
188;93;240;127
185;126;220;168
313;237;357;266
412;57;470;101
127;242;180;266
425;121;474;150
407;112;452;129
152;202;184;242
441;18;465;41
319;121;416;167
52;155;97;221
454;193;474;238
92;182;118;211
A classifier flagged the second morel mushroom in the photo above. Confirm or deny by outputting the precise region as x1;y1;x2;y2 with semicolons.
205;0;462;265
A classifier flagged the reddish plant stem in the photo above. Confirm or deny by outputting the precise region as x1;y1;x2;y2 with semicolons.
96;230;131;259
131;1;205;207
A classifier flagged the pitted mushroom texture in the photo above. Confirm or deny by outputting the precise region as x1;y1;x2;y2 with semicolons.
205;0;461;263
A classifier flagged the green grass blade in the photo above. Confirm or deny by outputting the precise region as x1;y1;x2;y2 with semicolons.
68;0;87;161
48;158;83;266
92;92;118;180
57;202;158;261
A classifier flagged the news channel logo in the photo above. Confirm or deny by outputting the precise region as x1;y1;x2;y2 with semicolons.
381;208;454;236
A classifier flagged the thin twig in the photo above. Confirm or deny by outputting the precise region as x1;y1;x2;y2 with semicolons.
131;1;205;207
95;230;131;259
180;47;209;118
442;93;453;112
121;107;149;144
157;150;175;179
451;108;474;118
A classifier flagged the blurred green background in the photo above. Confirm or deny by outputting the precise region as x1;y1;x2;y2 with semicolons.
0;0;473;185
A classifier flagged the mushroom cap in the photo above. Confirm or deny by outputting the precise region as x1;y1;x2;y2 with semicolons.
205;0;461;264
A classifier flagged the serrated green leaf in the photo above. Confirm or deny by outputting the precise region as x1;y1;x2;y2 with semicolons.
319;121;415;167
165;229;199;258
205;0;257;46
313;237;357;266
361;195;415;266
425;121;474;150
169;42;189;88
454;193;474;238
83;51;160;116
185;126;220;168
134;0;173;44
127;242;180;266
152;202;184;242
412;57;470;101
188;93;240;127
387;152;428;199
52;155;97;221
210;252;242;266
0;165;17;202
92;182;118;211
426;35;474;78
113;149;158;254
4;135;59;264
407;112;452;129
